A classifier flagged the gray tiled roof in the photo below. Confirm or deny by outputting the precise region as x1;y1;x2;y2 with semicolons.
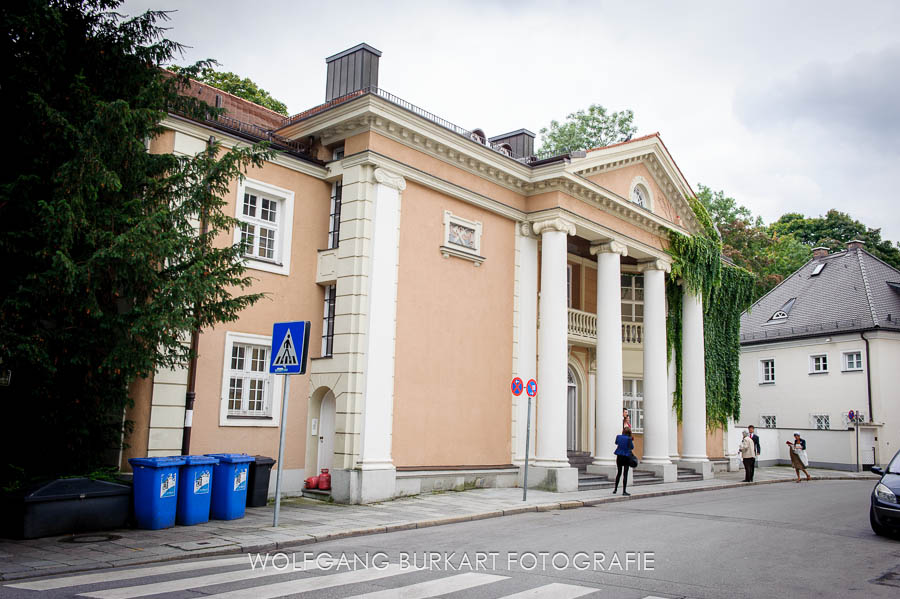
740;248;900;345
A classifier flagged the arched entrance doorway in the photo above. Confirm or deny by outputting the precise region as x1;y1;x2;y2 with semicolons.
567;366;579;451
317;391;335;472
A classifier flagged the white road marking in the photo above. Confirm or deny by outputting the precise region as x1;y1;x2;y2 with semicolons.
77;562;316;599
5;556;250;591
201;563;421;599
343;572;507;598
497;582;598;598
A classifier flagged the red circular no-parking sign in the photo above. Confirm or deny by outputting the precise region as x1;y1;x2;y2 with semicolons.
510;377;524;396
526;379;538;397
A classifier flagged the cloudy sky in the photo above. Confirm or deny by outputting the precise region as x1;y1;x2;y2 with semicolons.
123;0;900;242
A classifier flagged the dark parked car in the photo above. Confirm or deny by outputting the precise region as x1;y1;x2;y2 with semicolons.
870;449;900;537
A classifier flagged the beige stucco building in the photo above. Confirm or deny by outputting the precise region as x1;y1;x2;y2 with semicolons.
122;44;723;503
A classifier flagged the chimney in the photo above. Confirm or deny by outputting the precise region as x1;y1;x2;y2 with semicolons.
325;43;382;102
812;247;829;259
489;129;536;159
846;239;865;251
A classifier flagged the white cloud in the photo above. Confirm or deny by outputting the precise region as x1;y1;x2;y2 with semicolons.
122;0;900;242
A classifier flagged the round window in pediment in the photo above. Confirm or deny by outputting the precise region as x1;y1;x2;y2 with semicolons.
631;184;649;208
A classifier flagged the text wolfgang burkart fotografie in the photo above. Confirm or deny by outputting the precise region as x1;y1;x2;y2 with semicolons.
248;550;655;572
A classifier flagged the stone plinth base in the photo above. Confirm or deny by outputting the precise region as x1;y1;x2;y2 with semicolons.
330;467;396;504
636;462;677;482
678;459;714;480
517;465;578;492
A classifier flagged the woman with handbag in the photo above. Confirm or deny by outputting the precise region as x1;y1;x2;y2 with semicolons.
787;431;811;482
613;426;635;496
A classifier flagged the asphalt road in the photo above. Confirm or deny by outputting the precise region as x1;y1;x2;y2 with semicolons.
3;480;898;598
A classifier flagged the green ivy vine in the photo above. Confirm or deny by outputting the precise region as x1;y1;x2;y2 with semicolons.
666;196;755;428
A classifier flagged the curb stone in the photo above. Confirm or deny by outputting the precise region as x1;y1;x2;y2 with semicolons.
0;474;877;582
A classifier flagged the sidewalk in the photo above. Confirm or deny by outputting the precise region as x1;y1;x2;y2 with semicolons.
0;466;878;581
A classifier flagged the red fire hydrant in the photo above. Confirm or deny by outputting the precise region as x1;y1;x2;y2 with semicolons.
305;476;319;489
317;468;331;490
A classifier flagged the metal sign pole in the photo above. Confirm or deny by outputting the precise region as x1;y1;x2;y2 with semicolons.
523;395;532;502
856;411;861;473
273;375;290;527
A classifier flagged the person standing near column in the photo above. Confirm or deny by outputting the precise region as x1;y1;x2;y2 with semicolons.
613;426;635;496
739;431;756;482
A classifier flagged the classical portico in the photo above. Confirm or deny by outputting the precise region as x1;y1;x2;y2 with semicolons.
518;220;710;490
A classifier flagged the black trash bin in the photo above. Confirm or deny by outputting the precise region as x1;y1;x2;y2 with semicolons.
5;478;131;539
246;456;276;507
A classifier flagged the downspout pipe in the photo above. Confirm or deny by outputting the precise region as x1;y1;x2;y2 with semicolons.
181;135;215;455
861;331;873;423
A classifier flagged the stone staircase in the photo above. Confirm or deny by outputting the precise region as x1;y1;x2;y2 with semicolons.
568;451;704;490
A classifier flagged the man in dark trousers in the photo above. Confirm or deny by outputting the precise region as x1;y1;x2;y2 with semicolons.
748;425;761;465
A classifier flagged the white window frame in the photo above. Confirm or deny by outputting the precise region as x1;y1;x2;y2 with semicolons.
440;210;484;266
623;378;644;433
759;358;775;384
620;272;644;323
811;413;831;430
809;353;829;374
842;350;863;372
760;414;777;429
233;178;294;276
628;176;654;211
219;332;283;427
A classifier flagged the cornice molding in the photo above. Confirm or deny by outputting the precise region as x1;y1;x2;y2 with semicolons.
374;167;406;191
590;241;629;257
532;217;576;237
279;95;691;239
161;115;328;179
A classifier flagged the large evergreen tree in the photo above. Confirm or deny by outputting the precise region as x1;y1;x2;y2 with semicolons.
1;0;271;485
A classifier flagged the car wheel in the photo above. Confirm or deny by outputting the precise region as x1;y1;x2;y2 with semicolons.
871;505;887;537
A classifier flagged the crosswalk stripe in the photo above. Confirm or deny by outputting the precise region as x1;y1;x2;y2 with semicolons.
76;561;317;599
5;556;251;591
343;572;508;598
201;563;421;599
496;582;598;598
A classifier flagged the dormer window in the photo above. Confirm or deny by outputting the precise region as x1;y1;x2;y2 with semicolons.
470;129;487;145
768;297;796;322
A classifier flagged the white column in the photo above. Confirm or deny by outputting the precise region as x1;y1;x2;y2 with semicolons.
514;223;538;464
532;217;576;469
639;260;672;469
681;288;709;463
357;168;404;500
668;354;680;461
591;241;628;467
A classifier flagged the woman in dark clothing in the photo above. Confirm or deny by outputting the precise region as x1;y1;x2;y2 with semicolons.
613;426;634;496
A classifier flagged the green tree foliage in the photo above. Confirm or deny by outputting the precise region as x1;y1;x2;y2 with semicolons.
0;0;272;484
771;209;900;270
538;104;637;155
696;185;810;300
667;197;755;427
172;66;289;116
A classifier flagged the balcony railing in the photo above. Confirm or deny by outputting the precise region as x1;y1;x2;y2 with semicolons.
566;308;643;345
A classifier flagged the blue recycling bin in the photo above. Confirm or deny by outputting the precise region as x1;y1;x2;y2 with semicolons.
128;456;186;530
176;455;219;526
206;453;254;520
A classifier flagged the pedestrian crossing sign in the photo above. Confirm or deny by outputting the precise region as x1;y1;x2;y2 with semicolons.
270;321;310;375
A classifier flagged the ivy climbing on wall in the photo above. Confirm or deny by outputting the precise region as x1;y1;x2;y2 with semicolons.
667;196;755;428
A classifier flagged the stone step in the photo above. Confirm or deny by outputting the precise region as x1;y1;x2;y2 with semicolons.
301;488;332;501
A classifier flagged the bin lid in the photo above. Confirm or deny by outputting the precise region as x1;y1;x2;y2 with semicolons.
183;455;219;466
129;456;187;468
22;477;132;503
205;453;255;464
252;456;276;465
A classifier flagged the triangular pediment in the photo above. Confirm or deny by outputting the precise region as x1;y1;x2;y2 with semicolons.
568;134;703;236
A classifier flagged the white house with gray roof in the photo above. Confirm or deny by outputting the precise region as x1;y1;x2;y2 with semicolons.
735;240;900;470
